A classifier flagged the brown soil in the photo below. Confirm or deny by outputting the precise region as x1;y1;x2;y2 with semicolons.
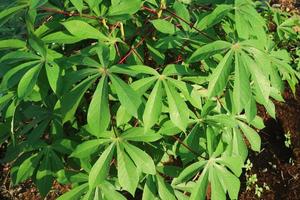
239;86;300;200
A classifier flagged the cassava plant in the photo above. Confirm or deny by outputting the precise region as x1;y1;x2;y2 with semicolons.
0;0;299;199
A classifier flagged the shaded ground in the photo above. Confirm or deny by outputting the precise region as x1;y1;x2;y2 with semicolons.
240;86;300;200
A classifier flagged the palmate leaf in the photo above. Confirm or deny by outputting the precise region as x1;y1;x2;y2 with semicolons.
87;76;110;136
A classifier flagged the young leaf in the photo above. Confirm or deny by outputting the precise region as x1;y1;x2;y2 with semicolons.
87;76;110;136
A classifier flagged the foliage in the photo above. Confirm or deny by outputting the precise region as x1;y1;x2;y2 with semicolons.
0;0;299;199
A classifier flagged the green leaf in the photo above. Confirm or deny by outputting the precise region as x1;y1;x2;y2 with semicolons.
1;61;39;91
56;183;89;200
46;61;61;94
173;1;190;30
110;74;142;118
87;76;110;136
238;121;261;152
70;0;84;13
207;50;233;98
188;41;232;63
156;174;176;200
0;39;26;49
163;80;189;131
121;127;162;142
190;168;209;200
217;156;243;176
242;51;270;104
158;120;181;136
151;19;177;35
123;142;156;175
62;20;108;41
71;139;110;158
36;151;53;197
42;31;82;44
163;64;197;76
108;0;142;16
117;143;139;195
173;161;206;185
61;75;97;123
0;5;27;21
215;165;240;200
143;80;162;130
233;52;251;113
196;4;232;30
16;153;42;184
142;175;157;200
89;143;115;188
210;167;226;200
101;181;127;200
17;64;41;99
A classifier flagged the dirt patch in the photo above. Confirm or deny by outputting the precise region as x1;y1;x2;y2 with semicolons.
240;86;300;200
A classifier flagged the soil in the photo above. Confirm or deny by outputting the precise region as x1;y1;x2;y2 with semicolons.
239;85;300;200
